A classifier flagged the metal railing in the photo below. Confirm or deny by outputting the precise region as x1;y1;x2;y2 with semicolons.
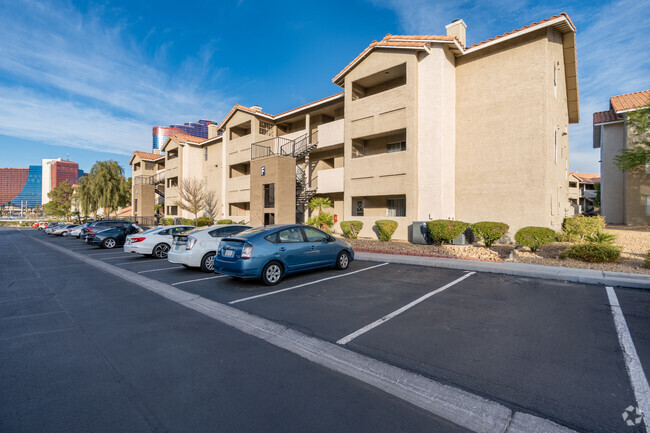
251;136;294;160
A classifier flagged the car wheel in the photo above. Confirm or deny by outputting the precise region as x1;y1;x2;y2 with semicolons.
261;261;283;286
200;252;216;272
62;231;68;237
153;243;170;259
336;251;350;270
102;238;117;249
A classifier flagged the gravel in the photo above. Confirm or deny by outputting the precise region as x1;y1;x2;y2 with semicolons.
344;226;650;275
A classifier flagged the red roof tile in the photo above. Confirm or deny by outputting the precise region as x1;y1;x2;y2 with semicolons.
132;151;164;161
593;110;620;125
170;133;205;144
570;172;600;183
469;13;575;49
610;89;650;112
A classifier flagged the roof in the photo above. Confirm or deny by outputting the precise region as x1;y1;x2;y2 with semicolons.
169;133;205;144
468;13;575;48
217;93;344;131
610;89;650;112
129;151;165;165
332;13;576;86
570;172;600;183
593;110;621;125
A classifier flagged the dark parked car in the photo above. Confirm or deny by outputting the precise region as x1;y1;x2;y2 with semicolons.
214;224;354;285
82;220;132;240
90;224;142;249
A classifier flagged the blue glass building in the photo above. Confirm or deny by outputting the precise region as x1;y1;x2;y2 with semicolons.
12;165;42;207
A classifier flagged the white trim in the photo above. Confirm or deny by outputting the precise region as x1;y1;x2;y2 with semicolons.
617;107;648;114
274;93;344;120
594;120;624;126
445;19;467;30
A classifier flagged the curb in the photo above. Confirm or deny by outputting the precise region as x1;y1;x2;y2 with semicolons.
355;252;650;289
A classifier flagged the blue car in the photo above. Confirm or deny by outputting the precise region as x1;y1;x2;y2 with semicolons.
214;224;354;285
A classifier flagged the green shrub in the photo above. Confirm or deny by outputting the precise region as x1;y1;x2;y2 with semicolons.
645;251;650;268
180;218;194;225
559;215;605;242
341;221;363;239
217;219;234;224
514;226;556;252
561;243;621;263
160;218;173;226
306;212;335;231
470;222;509;247
196;217;213;227
585;230;616;244
375;220;398;242
426;220;470;244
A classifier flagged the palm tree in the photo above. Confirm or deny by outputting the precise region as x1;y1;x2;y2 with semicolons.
308;197;333;215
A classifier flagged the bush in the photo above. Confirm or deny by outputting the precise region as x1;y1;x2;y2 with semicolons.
470;222;509;247
307;212;334;232
341;221;363;239
196;217;213;227
426;220;470;244
180;218;194;225
160;218;173;226
217;219;234;224
585;230;616;244
561;243;621;263
514;226;556;252
559;215;605;242
375;220;398;242
645;251;650;268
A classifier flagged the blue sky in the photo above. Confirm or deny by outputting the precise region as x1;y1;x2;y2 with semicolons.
0;0;648;175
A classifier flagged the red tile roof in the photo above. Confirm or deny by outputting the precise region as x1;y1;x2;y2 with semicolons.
570;172;600;183
132;151;164;161
469;13;575;48
170;133;205;144
610;89;650;112
593;110;620;125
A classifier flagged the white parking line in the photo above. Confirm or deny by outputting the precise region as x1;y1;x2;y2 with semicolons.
138;267;184;274
229;262;389;305
606;286;650;433
85;252;127;258
172;275;226;285
112;259;161;265
337;272;475;345
100;255;134;260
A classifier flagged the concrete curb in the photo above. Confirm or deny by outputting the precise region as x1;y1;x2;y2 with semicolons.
355;252;650;289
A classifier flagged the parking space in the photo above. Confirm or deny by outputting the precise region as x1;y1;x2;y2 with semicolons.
28;229;650;432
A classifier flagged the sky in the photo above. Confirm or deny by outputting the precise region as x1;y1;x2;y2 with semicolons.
0;0;648;175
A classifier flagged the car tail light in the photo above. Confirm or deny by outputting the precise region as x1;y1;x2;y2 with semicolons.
186;237;197;250
130;237;145;243
241;242;253;259
87;228;94;232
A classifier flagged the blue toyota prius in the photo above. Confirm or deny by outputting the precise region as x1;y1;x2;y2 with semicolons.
214;224;354;285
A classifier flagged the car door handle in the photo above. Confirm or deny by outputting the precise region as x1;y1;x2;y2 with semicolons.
311;246;316;250
279;247;286;252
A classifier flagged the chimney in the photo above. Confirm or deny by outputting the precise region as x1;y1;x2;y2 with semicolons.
153;149;161;155
445;19;467;48
250;105;262;113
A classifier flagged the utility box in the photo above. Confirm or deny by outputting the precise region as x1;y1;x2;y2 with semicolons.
409;222;430;245
451;227;475;245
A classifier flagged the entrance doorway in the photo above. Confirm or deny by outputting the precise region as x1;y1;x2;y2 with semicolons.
264;213;275;225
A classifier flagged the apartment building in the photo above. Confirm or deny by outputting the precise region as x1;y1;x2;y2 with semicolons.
568;172;600;215
130;151;165;224
594;89;650;225
132;13;579;239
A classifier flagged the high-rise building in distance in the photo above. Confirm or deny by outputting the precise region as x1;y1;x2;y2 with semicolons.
0;165;42;208
152;119;215;150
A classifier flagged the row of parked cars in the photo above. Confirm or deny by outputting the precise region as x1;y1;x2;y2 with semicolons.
38;220;355;286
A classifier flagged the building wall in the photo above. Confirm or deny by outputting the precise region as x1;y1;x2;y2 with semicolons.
455;29;565;234
164;142;181;217
600;123;625;224
14;165;43;208
202;138;223;219
51;161;79;189
250;155;296;226
623;122;650;225
0;168;29;206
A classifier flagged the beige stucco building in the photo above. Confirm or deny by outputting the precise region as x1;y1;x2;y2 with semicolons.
131;13;580;239
594;89;650;225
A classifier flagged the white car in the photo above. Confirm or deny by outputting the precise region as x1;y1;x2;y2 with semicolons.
168;224;251;272
124;225;195;259
50;224;79;236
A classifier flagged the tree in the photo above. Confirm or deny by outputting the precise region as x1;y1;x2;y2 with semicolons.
76;174;100;219
43;200;65;217
47;180;74;220
307;197;334;231
88;161;130;216
175;177;207;222
614;100;650;171
203;191;219;219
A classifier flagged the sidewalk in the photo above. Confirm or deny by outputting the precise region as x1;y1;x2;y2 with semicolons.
356;252;650;289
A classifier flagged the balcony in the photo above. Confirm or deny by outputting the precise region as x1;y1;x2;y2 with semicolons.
227;175;250;203
317;119;344;150
316;167;344;194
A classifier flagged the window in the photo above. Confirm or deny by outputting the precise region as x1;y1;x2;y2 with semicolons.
387;141;406;153
134;199;138;212
354;199;364;217
646;196;650;217
569;182;577;188
259;121;273;136
386;198;406;217
158;229;171;235
203;147;208;161
211;227;244;238
277;227;304;243
303;227;328;242
168;206;178;216
264;183;275;208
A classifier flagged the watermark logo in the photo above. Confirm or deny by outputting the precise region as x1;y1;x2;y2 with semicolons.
622;405;643;426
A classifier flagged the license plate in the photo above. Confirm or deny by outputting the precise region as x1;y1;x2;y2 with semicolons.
174;245;181;250
224;249;234;257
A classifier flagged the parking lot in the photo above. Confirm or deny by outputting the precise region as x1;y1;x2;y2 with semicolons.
3;228;650;432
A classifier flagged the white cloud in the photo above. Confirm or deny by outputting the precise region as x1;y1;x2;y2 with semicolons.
0;0;235;155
